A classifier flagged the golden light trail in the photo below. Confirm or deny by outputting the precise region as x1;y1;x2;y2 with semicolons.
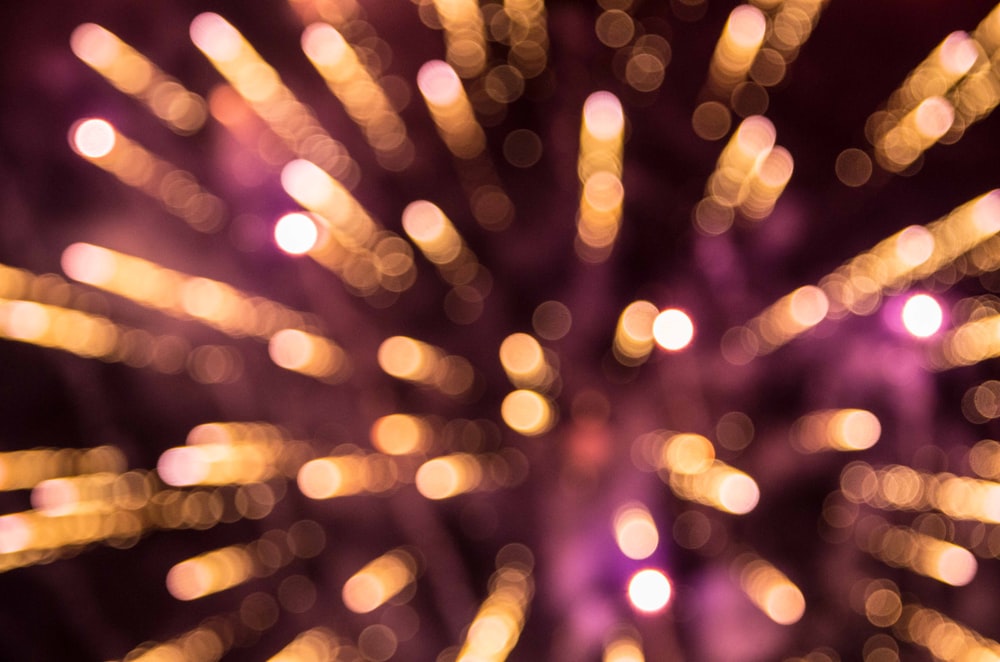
369;414;433;456
0;445;125;492
503;0;549;78
456;558;534;661
68;118;224;232
417;60;486;159
158;423;293;488
857;517;977;586
297;452;402;499
733;552;806;625
267;627;345;662
70;23;207;134
61;242;313;341
166;527;299;601
117;618;231;662
613;300;658;366
706;5;767;99
840;461;1000;526
189;12;357;185
613;502;659;560
603;630;645;662
791;409;882;453
268;328;351;383
694;115;793;235
726;189;1000;364
498;332;554;390
577;91;625;262
934;311;1000;368
649;431;760;514
402;200;484;287
377;335;476;396
431;0;489;78
342;548;417;614
300;22;413;171
414;451;524;499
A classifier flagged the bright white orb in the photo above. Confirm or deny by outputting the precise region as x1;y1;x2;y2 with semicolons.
627;568;672;613
653;309;695;351
901;293;943;338
274;213;319;255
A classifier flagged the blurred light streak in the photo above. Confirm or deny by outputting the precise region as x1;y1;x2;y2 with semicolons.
370;414;433;455
694;115;792;234
267;627;345;662
733;552;806;625
840;461;1000;525
706;5;767;100
791;409;882;453
342;548;417;614
297;451;402;499
613;300;658;366
157;431;286;487
274;212;320;255
418;60;486;158
498;332;555;390
269;328;351;383
61;242;314;341
650;431;759;514
190;12;358;185
116;614;239;662
431;0;488;78
301;22;414;171
857;517;977;586
377;335;475;396
166;528;297;600
70;23;207;134
577;91;625;262
68;118;224;232
728;190;1000;364
456;562;533;661
402;200;485;289
0;445;125;492
502;0;549;78
613;503;659;560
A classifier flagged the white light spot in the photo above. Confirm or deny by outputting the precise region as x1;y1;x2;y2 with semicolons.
627;568;672;613
901;293;943;338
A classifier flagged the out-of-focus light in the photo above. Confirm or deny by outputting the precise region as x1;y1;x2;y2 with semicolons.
652;309;694;351
613;502;659;560
342;549;417;614
70;118;116;158
736;554;805;625
274;213;319;255
901;293;943;338
627;569;672;613
500;389;555;436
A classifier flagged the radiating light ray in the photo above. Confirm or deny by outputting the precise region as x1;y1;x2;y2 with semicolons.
576;91;625;262
727;189;1000;364
268;328;351;383
370;414;434;456
456;559;533;661
118;620;230;662
694;115;792;234
613;300;658;366
190;12;358;185
0;445;126;492
791;409;882;453
402;200;485;288
68;118;225;232
414;451;522;499
301;22;414;171
297;451;402;499
166;528;298;601
431;0;489;78
157;427;289;487
648;431;759;514
70;23;207;134
498;332;555;390
857;516;978;586
377;335;476;396
933;311;1000;368
840;461;1000;525
705;5;767;100
342;548;417;614
613;502;659;560
733;552;806;625
502;0;548;78
418;58;490;164
267;627;346;662
61;243;314;341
